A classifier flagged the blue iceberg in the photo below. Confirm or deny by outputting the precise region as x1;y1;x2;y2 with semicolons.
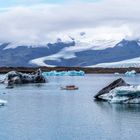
43;70;85;76
114;72;120;75
125;70;136;76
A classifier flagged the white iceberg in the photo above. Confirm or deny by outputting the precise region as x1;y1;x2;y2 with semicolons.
125;70;136;76
0;99;7;106
114;72;120;75
100;86;140;104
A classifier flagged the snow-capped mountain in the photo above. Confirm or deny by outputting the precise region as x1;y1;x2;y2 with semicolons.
92;57;140;68
1;36;140;67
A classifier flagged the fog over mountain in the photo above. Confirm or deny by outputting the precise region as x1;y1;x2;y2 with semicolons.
0;0;140;67
0;0;140;44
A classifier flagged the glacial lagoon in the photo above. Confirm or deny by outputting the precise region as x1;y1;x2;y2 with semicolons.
0;74;140;140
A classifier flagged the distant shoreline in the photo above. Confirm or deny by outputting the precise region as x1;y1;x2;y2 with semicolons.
0;67;140;74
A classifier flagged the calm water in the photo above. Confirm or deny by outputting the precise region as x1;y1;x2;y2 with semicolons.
0;74;140;140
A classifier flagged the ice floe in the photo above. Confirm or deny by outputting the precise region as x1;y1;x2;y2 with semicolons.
0;99;7;106
125;70;136;76
43;70;85;76
99;86;140;103
94;78;140;104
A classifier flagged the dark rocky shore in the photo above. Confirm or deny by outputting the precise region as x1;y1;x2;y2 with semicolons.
0;67;140;74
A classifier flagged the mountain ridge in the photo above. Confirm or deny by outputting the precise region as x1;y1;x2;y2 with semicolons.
1;39;140;67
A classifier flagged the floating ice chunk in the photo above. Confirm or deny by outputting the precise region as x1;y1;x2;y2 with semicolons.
3;69;46;84
125;70;136;76
94;78;140;104
43;70;85;76
114;72;120;75
0;99;7;106
67;70;85;76
100;86;140;104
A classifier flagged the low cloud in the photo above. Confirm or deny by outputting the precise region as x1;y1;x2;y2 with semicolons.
0;0;139;44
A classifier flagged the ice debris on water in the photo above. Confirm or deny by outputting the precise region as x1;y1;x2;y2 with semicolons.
43;70;85;76
125;70;136;76
94;78;140;104
114;72;120;75
0;99;7;106
100;86;140;104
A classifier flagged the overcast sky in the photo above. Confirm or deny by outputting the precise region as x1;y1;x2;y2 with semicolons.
0;0;139;44
0;0;99;7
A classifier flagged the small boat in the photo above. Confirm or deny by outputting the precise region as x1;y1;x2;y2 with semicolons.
61;85;79;90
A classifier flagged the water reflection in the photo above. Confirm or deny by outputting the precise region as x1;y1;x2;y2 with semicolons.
95;101;140;113
0;74;140;140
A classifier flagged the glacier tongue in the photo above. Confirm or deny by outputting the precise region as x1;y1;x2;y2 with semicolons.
91;57;140;68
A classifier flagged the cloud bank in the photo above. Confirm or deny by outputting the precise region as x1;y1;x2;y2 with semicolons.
0;0;139;44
